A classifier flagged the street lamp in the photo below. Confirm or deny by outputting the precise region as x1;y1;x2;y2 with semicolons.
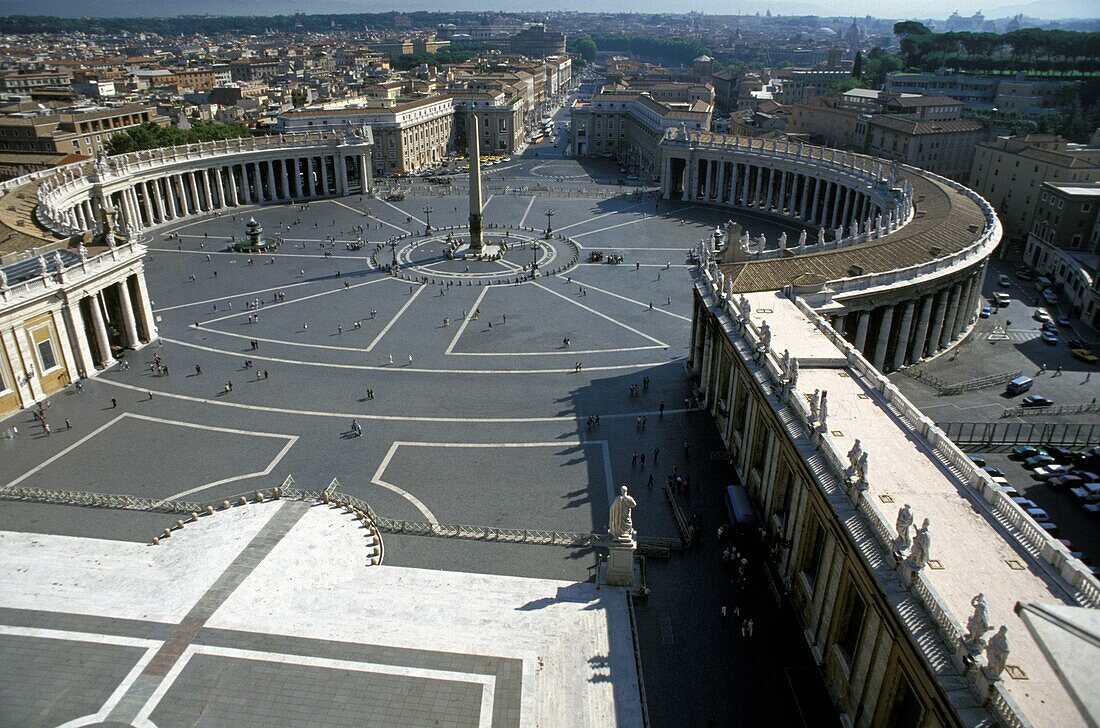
422;205;433;236
530;241;539;279
389;239;398;269
544;207;555;239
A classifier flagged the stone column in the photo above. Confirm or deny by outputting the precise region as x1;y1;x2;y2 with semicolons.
800;175;811;220
227;166;240;206
740;163;750;205
891;301;916;370
88;291;115;368
277;159;289;200
925;290;949;357
152;180;167;221
778;171;789;214
702;159;713;200
729;162;740;205
842;186;854;231
911;295;935;362
873;305;895;371
833;314;847;337
764;168;775;210
201;170;214;210
306;158;317;198
116;279;140;348
212;168;225;208
62;301;95;378
319;156;330;196
132;270;158;343
266;160;278;202
189;171;203;212
854;310;871;352
140;182;156;224
716;160;727;203
164;176;178;218
74;203;87;230
939;284;962;349
951;277;974;340
831;185;843;231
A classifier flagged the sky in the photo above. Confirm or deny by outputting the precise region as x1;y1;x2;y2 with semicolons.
0;0;1097;20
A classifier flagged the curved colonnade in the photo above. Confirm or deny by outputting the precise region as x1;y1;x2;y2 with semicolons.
663;130;1001;373
0;133;373;416
35;131;375;240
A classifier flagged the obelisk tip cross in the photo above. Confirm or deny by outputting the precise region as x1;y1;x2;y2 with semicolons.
468;112;484;252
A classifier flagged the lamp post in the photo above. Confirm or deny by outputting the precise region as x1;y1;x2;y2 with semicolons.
423;205;433;236
389;239;398;269
530;241;539;279
544;207;555;239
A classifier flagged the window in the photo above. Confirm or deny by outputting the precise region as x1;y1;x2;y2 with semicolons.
835;583;867;667
884;673;923;728
801;520;826;589
36;338;57;372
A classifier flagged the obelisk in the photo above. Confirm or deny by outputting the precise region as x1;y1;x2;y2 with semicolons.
467;112;484;252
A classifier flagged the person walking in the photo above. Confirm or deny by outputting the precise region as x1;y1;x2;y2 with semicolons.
111;398;117;409
653;447;660;464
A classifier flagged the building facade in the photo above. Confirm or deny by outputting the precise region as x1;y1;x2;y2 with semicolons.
1024;181;1100;326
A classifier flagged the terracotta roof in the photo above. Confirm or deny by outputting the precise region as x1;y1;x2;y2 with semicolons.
869;115;985;135
719;170;988;293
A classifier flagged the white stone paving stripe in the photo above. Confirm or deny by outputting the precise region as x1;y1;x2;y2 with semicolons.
134;645;495;728
370;442;440;523
157;337;677;374
328;198;410;235
571;215;656;239
554;200;648;233
92;377;702;423
532;282;667;347
152;432;298;506
365;284;425;352
196;275;391;327
1;414;127;491
561;277;692;321
372;197;424;228
517;196;536;227
444;287;489;355
481;194;494;213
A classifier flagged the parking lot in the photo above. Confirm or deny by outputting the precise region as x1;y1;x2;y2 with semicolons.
969;446;1100;568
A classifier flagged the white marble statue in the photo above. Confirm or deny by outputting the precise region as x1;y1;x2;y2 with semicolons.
856;452;868;485
739;232;750;253
77;242;88;260
819;391;828;427
756;234;767;250
38;256;48;277
759;321;772;351
847;439;863;475
985;626;1010;678
810;389;821;421
817;228;826;246
875;213;883;233
834;226;844;242
888;161;900;187
908;518;931;569
788;357;799;387
51;250;63;275
738;295;751;322
798;230;807;249
965;593;991;649
849;222;858;239
780;348;791;372
778;232;787;250
895;504;913;549
609;486;638;542
0;268;7;289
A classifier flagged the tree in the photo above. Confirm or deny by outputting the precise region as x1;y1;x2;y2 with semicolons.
851;51;863;79
105;121;249;155
893;21;931;38
830;78;863;94
569;36;597;64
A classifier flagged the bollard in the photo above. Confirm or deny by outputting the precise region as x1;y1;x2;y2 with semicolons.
322;492;330;504
205;506;215;516
222;500;232;510
238;496;248;506
175;520;185;529
272;488;281;499
152;537;160;545
254;491;264;502
162;529;172;539
189;512;199;523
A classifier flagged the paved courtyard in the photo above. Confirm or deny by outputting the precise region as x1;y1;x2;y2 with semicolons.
0;152;832;727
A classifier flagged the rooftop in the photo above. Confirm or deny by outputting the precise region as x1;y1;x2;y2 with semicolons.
740;289;1092;727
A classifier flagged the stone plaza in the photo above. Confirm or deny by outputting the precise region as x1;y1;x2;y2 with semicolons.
0;155;822;727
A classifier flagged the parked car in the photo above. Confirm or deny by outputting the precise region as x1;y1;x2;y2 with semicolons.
1032;464;1071;480
1047;474;1084;490
968;455;986;468
1069;484;1100;503
1042;289;1058;304
1047;446;1078;463
998;274;1012;287
1056;315;1072;327
1041;321;1058;332
1084;503;1100;516
982;465;1005;477
1000;485;1021;498
1033;309;1052;323
1040;331;1059;345
979;306;993;318
1025;507;1051;522
1021;395;1054;408
1071;348;1098;363
1012;445;1045;459
1011;497;1039;509
1067;337;1087;349
1015;268;1034;280
1039;522;1061;538
1024;453;1056;469
1071;471;1100;483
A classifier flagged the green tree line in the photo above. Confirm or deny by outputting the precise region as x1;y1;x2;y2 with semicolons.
105;120;250;155
894;22;1100;76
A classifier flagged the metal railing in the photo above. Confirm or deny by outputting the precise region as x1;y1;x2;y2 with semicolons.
1002;402;1100;418
939;421;1100;447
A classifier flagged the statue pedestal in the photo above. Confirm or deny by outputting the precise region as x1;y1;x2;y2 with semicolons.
602;538;638;587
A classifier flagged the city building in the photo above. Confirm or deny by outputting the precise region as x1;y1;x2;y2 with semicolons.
969;135;1100;245
884;71;1075;115
508;24;567;58
0;102;166;163
1024;181;1100;326
276;96;452;176
862;114;986;181
774;70;851;106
